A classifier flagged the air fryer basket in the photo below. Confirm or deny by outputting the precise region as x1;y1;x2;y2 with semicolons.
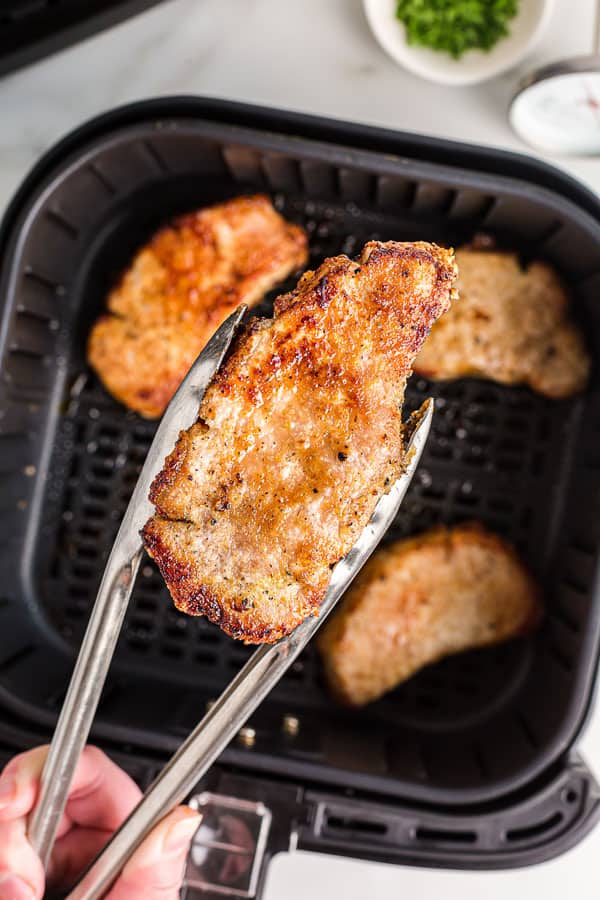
1;100;600;818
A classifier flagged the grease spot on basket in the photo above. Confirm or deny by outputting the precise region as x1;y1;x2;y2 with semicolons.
418;470;432;488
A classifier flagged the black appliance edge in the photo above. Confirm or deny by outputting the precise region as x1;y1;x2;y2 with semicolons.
0;1;167;79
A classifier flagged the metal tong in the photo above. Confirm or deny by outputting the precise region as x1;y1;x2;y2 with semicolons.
27;305;434;899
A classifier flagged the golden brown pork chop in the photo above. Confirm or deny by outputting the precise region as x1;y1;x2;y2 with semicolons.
414;249;590;398
87;195;307;418
317;522;542;706
142;241;458;643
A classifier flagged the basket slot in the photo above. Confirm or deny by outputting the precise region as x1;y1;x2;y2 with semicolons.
542;219;600;278
16;280;57;321
45;209;79;241
10;312;55;357
547;631;577;674
535;219;565;248
140;139;169;174
50;167;120;230
298;160;336;199
87;163;118;196
22;266;65;294
325;814;388;838
149;135;228;177
414;825;477;844
549;603;582;635
375;174;414;211
4;349;51;391
221;145;265;187
447;190;495;222
412;183;455;215
514;710;540;750
83;143;167;193
505;811;563;843
260;154;302;194
561;550;597;587
560;571;591;595
549;601;581;634
23;221;75;281
544;641;575;684
480;196;561;242
577;269;600;301
567;535;597;557
337;168;376;206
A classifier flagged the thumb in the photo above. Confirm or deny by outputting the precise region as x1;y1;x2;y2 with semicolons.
107;806;200;900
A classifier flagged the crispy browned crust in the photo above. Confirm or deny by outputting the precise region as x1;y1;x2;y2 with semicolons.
87;195;308;418
142;241;458;643
414;249;590;398
317;522;543;706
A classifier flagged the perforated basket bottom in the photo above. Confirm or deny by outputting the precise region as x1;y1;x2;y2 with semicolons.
38;192;577;732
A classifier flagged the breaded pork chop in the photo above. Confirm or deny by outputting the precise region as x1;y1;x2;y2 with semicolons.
317;522;542;706
87;195;307;418
414;249;590;398
142;241;458;643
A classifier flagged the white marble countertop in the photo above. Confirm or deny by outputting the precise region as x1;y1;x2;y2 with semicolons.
1;1;600;897
1;0;600;205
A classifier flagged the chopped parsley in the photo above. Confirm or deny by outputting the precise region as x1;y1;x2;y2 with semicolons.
395;0;519;60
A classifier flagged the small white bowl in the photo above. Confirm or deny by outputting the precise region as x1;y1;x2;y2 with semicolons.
363;0;554;86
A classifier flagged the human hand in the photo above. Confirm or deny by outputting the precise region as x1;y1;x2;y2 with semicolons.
0;745;200;899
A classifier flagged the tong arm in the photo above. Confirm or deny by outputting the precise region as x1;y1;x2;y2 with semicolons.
28;541;143;868
27;306;248;870
66;399;433;900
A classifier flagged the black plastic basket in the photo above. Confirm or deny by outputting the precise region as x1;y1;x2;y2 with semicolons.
1;99;600;877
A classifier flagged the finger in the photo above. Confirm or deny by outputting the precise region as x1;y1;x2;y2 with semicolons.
48;827;111;889
60;746;141;832
0;747;49;822
0;746;141;835
0;819;45;899
107;806;200;900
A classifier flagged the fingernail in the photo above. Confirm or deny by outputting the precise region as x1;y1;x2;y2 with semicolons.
0;778;15;810
163;813;201;854
0;873;35;900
